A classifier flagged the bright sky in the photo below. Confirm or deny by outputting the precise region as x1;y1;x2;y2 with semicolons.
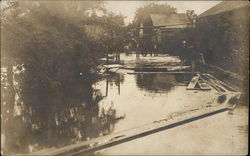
104;1;221;25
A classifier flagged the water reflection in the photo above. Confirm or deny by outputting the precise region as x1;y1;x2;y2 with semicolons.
1;71;122;154
2;71;193;155
136;73;192;93
104;74;124;96
95;73;201;136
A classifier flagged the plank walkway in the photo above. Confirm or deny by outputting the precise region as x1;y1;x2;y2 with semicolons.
26;104;229;156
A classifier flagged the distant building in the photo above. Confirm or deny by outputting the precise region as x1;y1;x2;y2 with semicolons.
196;1;249;75
136;13;189;55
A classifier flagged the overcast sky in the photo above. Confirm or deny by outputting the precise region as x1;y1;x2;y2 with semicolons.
104;1;221;24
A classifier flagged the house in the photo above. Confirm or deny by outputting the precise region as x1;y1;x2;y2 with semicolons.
196;1;249;76
136;13;189;55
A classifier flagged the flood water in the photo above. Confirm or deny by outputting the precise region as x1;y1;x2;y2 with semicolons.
94;73;216;133
94;74;248;156
1;72;247;155
1;72;191;154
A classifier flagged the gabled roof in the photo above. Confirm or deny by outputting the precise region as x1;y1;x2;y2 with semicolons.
149;13;188;28
199;1;249;18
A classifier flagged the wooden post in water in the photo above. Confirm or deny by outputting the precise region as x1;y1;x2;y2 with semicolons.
105;78;109;97
106;50;109;65
118;75;120;95
118;51;120;63
116;51;118;62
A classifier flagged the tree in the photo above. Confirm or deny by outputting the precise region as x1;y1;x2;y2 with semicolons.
1;1;127;154
186;10;197;28
134;3;177;23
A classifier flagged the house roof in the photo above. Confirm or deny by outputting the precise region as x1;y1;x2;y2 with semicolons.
149;13;188;28
199;1;249;18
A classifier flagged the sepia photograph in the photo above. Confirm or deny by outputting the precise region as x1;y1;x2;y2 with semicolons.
1;0;249;155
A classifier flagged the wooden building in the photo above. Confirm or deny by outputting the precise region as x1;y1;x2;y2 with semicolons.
136;13;189;55
196;1;249;76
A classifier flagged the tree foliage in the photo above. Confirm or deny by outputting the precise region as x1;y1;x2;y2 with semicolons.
186;10;197;27
83;12;128;55
134;3;177;23
1;1;127;90
1;1;127;154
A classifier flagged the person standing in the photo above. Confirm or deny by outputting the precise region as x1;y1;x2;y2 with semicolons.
180;40;188;65
180;40;198;72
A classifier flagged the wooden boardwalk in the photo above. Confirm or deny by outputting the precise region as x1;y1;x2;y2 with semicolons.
28;104;229;156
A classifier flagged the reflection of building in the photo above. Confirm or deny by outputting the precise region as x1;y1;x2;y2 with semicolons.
136;74;174;92
137;13;189;54
135;74;192;92
196;1;249;75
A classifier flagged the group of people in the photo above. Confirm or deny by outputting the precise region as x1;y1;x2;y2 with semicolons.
125;38;206;73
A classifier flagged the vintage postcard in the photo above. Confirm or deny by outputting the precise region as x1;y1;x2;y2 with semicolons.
1;0;249;155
